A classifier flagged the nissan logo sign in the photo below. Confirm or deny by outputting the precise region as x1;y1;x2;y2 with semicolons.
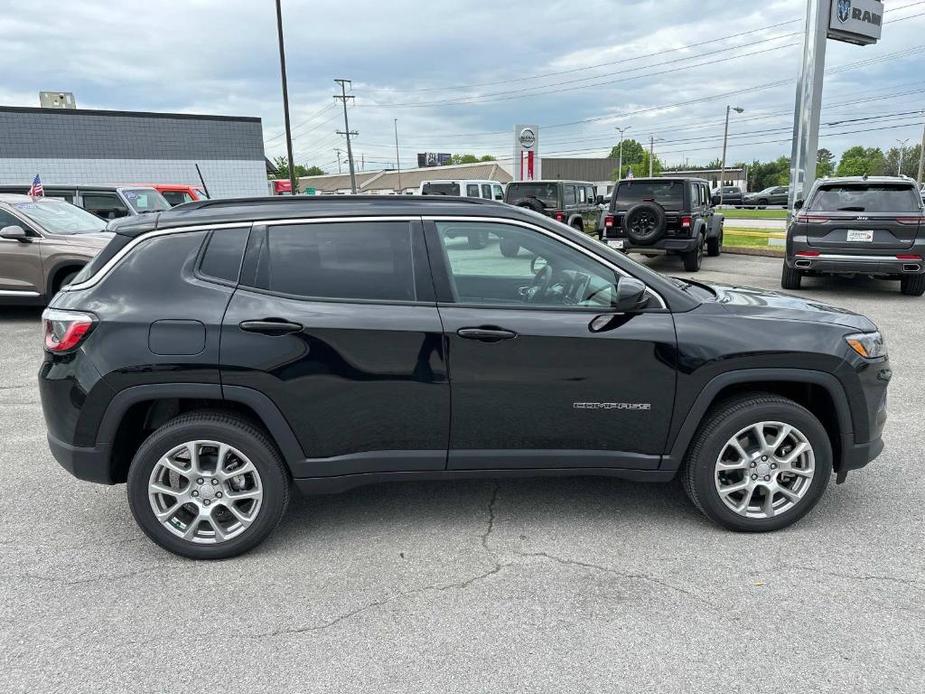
518;128;536;149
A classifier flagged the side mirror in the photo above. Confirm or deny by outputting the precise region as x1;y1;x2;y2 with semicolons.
613;277;650;313
793;199;804;210
711;195;721;206
595;195;604;205
0;225;29;242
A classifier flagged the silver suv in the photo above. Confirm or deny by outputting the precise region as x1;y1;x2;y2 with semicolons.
0;194;111;304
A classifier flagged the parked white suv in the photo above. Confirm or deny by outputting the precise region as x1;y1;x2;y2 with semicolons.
419;180;505;201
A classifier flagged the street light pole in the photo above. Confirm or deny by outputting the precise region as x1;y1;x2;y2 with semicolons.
616;126;630;181
896;138;911;176
274;0;297;195
917;117;925;185
394;119;402;194
720;105;744;206
649;135;655;177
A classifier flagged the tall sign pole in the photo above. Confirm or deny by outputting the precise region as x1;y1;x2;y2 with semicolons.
274;0;297;195
514;125;539;181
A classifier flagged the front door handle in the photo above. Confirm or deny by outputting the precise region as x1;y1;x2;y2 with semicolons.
239;319;303;336
457;326;517;342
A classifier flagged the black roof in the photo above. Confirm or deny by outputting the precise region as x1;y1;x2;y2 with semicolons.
109;195;524;237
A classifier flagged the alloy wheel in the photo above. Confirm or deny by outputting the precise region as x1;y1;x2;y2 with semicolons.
714;421;815;519
147;440;263;544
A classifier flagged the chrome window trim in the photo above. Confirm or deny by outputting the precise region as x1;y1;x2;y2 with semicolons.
424;215;667;309
63;216;420;292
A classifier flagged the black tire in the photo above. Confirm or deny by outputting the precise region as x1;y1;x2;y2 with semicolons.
513;198;545;214
681;393;833;532
900;274;925;296
757;199;769;209
781;263;803;290
127;411;290;559
682;234;704;272
624;202;667;245
499;237;520;257
706;232;722;257
467;231;488;250
571;220;585;234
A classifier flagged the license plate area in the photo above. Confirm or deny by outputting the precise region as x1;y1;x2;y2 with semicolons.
607;239;625;249
846;230;874;242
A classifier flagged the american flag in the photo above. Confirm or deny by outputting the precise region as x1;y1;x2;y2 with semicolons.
27;174;44;197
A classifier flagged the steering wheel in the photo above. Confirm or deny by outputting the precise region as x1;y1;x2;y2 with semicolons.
524;263;553;303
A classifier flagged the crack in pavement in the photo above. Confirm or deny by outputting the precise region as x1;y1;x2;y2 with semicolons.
781;565;924;589
1;564;177;587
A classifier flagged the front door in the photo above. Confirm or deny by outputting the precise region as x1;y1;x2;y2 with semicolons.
220;219;450;478
0;209;43;296
426;219;677;471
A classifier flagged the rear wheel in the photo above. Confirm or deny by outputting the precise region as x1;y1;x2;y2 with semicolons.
900;274;925;296
682;394;832;532
682;234;704;272
781;263;803;290
127;412;290;559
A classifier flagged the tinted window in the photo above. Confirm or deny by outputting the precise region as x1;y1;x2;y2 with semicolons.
466;184;479;197
615;180;684;208
162;191;195;206
81;192;129;220
422;182;459;196
564;186;577;205
199;228;249;282
0;209;30;233
481;184;492;199
505;182;559;207
493;185;504;200
260;222;416;302
808;184;922;213
434;221;619;308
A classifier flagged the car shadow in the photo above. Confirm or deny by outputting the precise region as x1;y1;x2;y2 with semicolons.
0;306;44;321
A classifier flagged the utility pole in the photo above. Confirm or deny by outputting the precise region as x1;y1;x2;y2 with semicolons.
917;117;925;185
334;148;343;174
334;78;358;193
615;126;630;182
720;105;744;206
896;138;911;176
394;118;402;194
274;0;297;195
648;135;655;178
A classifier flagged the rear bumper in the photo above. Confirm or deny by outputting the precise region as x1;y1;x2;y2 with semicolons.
602;234;699;254
787;253;924;275
47;432;114;484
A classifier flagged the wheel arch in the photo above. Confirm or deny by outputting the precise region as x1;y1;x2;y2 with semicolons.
97;384;304;483
46;259;88;297
664;369;852;473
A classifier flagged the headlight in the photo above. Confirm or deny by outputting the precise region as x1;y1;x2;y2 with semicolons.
845;331;887;359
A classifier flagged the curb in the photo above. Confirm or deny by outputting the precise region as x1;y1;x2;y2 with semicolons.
721;246;784;258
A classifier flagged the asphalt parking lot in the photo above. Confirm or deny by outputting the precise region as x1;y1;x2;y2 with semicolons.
1;252;923;693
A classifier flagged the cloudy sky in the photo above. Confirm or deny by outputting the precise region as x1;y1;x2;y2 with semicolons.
1;0;923;173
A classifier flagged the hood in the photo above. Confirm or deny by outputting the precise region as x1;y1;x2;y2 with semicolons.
706;281;876;332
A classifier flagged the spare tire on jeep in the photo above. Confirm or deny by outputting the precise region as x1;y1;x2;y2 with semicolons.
624;202;667;245
512;197;545;214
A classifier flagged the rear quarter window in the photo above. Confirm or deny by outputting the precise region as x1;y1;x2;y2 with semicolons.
198;227;249;283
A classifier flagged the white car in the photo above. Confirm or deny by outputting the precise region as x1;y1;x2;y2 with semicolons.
419;180;505;201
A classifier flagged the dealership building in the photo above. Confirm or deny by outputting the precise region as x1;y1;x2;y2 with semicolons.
0;106;268;198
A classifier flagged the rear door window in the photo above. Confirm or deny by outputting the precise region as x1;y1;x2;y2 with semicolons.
808;184;922;213
256;221;418;302
466;184;480;197
564;185;577;206
481;184;492;199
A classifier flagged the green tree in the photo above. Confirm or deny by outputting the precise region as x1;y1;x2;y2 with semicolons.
748;156;790;190
449;153;497;165
836;146;886;177
609;138;648;178
817;148;835;178
885;144;921;177
269;156;323;179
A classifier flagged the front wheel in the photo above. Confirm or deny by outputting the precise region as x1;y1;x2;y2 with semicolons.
682;394;832;532
900;274;925;296
127;412;290;559
706;232;722;257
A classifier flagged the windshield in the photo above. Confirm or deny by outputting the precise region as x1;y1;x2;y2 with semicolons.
807;184;922;213
12;199;107;234
615;180;683;208
506;182;559;207
121;187;171;213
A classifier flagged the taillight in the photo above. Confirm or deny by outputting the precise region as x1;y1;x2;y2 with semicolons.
681;216;692;229
604;215;615;229
796;215;830;223
795;250;821;257
554;211;565;222
896;217;922;225
896;253;922;260
42;309;95;353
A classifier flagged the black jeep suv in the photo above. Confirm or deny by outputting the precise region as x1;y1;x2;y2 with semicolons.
504;180;599;253
40;196;889;558
601;177;724;272
783;176;925;295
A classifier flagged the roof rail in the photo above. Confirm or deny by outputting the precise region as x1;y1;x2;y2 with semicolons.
176;194;503;212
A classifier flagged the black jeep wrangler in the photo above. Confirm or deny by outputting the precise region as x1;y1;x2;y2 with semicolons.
601;177;724;272
504;180;599;256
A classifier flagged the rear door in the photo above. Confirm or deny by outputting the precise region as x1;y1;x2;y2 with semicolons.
802;183;924;250
220;217;450;478
426;217;677;471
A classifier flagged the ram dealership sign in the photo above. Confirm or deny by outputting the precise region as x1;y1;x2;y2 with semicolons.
828;0;883;45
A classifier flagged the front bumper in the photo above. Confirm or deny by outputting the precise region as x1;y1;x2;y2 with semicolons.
47;432;114;484
788;253;925;276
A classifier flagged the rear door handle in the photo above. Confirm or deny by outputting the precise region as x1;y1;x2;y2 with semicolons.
239;319;303;336
457;327;517;342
